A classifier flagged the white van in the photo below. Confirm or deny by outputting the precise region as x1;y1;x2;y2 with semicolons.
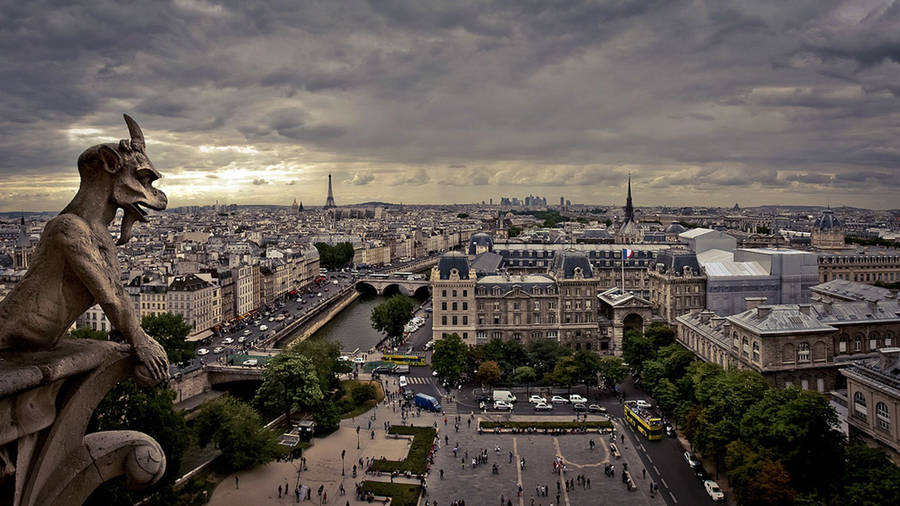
399;376;408;388
492;390;516;403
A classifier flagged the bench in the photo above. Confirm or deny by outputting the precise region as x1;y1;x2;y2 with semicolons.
609;442;621;458
623;470;637;491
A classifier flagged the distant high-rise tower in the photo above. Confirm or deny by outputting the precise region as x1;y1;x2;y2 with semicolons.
324;174;336;208
299;201;304;212
560;196;565;209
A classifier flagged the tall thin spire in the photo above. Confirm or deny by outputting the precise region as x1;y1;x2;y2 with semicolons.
324;173;336;208
624;174;634;222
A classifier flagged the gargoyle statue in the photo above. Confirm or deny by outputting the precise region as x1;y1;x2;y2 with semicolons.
0;114;169;384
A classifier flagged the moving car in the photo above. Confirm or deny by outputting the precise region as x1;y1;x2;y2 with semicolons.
475;392;493;403
222;337;234;344
588;404;607;413
213;346;224;353
528;395;546;404
493;400;513;411
703;480;725;502
550;395;569;404
197;348;209;356
399;376;408;388
242;359;258;367
573;403;588;412
635;400;652;409
352;357;365;364
684;451;702;469
665;423;676;437
414;393;441;412
534;402;553;411
492;390;517;403
569;394;587;403
372;365;393;374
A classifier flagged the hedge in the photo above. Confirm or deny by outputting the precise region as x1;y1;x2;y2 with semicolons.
369;426;436;475
480;420;613;430
359;481;422;506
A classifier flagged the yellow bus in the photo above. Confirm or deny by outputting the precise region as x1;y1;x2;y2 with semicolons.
382;354;427;367
624;401;663;440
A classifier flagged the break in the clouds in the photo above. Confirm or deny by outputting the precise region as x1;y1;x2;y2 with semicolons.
1;0;899;210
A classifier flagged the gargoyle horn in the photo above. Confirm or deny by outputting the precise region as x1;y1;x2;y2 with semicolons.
124;114;145;152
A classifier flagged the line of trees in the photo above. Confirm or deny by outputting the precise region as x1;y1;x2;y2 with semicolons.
314;241;355;269
431;333;627;393
624;325;900;505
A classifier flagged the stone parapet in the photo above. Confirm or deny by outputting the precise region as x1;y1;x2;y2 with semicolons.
0;339;166;506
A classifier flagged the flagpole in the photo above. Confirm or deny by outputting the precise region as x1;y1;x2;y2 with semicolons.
621;249;625;292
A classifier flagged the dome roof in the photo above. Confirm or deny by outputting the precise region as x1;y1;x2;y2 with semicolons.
438;251;470;280
551;249;593;279
814;208;843;231
664;223;687;234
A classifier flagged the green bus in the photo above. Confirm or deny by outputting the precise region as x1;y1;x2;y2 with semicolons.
624;401;663;440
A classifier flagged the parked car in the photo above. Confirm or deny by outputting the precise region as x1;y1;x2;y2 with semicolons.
704;480;725;502
569;394;587;403
212;346;224;353
529;395;546;404
352;357;365;364
243;329;251;335
237;336;246;343
635;399;652;409
684;451;702;469
399;376;408;388
242;359;258;367
373;365;393;374
392;364;409;374
197;348;209;356
475;392;493;403
588;404;607;413
493;400;513;411
573;403;588;412
550;395;569;404
534;402;553;411
222;337;234;344
259;325;268;332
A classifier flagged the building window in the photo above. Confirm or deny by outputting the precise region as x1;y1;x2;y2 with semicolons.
855;336;862;352
477;331;486;339
491;331;502;339
839;334;848;353
742;337;749;358
853;391;867;420
462;316;468;325
876;402;890;431
452;302;457;311
442;302;447;310
442;316;447;325
442;290;447;297
463;290;467;297
462;302;468;310
886;333;894;346
462;332;468;339
452;316;458;325
752;342;760;363
797;342;810;362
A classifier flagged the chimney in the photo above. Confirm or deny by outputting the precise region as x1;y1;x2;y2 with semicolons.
879;347;900;370
745;296;768;311
798;304;811;315
756;306;771;318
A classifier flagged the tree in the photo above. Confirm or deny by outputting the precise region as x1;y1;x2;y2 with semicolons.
527;339;571;379
507;226;522;238
254;349;323;424
141;312;194;364
292;338;351;391
512;366;537;395
622;330;654;379
370;294;415;346
573;350;602;394
476;360;501;386
194;395;278;471
432;333;468;384
726;442;797;506
70;327;108;341
841;445;900;505
85;381;189;506
643;323;676;349
314;242;355;269
548;356;579;392
597;356;628;389
653;378;681;415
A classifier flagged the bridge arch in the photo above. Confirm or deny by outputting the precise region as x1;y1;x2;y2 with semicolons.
382;283;412;297
355;281;378;295
413;285;431;299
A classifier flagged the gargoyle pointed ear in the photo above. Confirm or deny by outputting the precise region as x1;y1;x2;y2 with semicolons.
124;114;145;152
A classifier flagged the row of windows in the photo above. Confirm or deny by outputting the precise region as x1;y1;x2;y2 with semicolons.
824;271;899;282
838;333;895;353
440;301;468;311
440;289;469;298
853;392;892;432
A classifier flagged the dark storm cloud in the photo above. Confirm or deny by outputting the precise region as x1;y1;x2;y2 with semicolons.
1;0;899;209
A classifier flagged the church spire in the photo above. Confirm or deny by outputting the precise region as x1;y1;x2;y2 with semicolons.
624;174;634;222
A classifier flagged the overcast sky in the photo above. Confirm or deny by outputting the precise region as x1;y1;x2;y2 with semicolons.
2;0;899;211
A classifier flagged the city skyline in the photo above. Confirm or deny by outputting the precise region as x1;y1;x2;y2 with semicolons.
2;1;900;211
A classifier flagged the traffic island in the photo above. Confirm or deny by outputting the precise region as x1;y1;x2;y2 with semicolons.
359;481;422;506
369;425;437;476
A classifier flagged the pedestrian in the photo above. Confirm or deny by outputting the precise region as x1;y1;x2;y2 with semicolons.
642;468;646;479
323;490;327;503
235;475;239;489
278;484;282;497
587;478;591;489
501;494;505;505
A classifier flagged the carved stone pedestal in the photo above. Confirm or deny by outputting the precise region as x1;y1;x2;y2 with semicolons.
0;339;166;506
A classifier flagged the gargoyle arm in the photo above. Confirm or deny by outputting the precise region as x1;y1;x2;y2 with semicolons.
55;216;144;342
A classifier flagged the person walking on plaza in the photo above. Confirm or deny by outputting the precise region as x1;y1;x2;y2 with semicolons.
235;475;239;489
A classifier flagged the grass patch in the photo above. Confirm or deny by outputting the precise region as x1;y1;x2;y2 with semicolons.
359;481;422;506
370;426;436;475
335;380;385;419
480;420;614;430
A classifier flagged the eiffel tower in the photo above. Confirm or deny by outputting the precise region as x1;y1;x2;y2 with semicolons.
324;174;336;208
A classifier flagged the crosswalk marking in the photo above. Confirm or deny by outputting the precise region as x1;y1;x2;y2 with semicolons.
406;376;432;385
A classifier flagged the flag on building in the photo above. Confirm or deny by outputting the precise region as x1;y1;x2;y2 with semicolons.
622;248;634;259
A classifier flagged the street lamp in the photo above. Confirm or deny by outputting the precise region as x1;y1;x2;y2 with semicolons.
357;425;361;449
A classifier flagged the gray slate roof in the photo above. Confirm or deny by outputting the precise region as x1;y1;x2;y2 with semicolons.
437;251;470;280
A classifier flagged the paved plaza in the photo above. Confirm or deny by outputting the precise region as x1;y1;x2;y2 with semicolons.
209;387;666;506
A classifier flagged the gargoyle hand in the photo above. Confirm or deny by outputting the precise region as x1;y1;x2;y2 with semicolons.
132;333;169;386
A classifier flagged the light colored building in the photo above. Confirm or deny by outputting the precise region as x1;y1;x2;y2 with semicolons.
811;208;845;250
431;252;477;344
76;304;113;333
817;248;900;285
167;274;219;332
648;248;707;325
841;348;900;465
232;264;256;317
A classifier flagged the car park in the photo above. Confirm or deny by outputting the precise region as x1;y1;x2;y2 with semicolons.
213;346;224;353
534;402;553;411
242;359;258;366
703;480;725;502
588;404;607;413
569;394;587;403
493;400;513;411
684;451;702;469
222;337;234;344
550;395;569;404
573;403;587;412
529;395;546;404
197;348;209;356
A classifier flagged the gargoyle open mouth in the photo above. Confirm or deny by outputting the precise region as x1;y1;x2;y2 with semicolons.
117;201;163;245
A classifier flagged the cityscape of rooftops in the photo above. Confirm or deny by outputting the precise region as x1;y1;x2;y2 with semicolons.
1;2;899;506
